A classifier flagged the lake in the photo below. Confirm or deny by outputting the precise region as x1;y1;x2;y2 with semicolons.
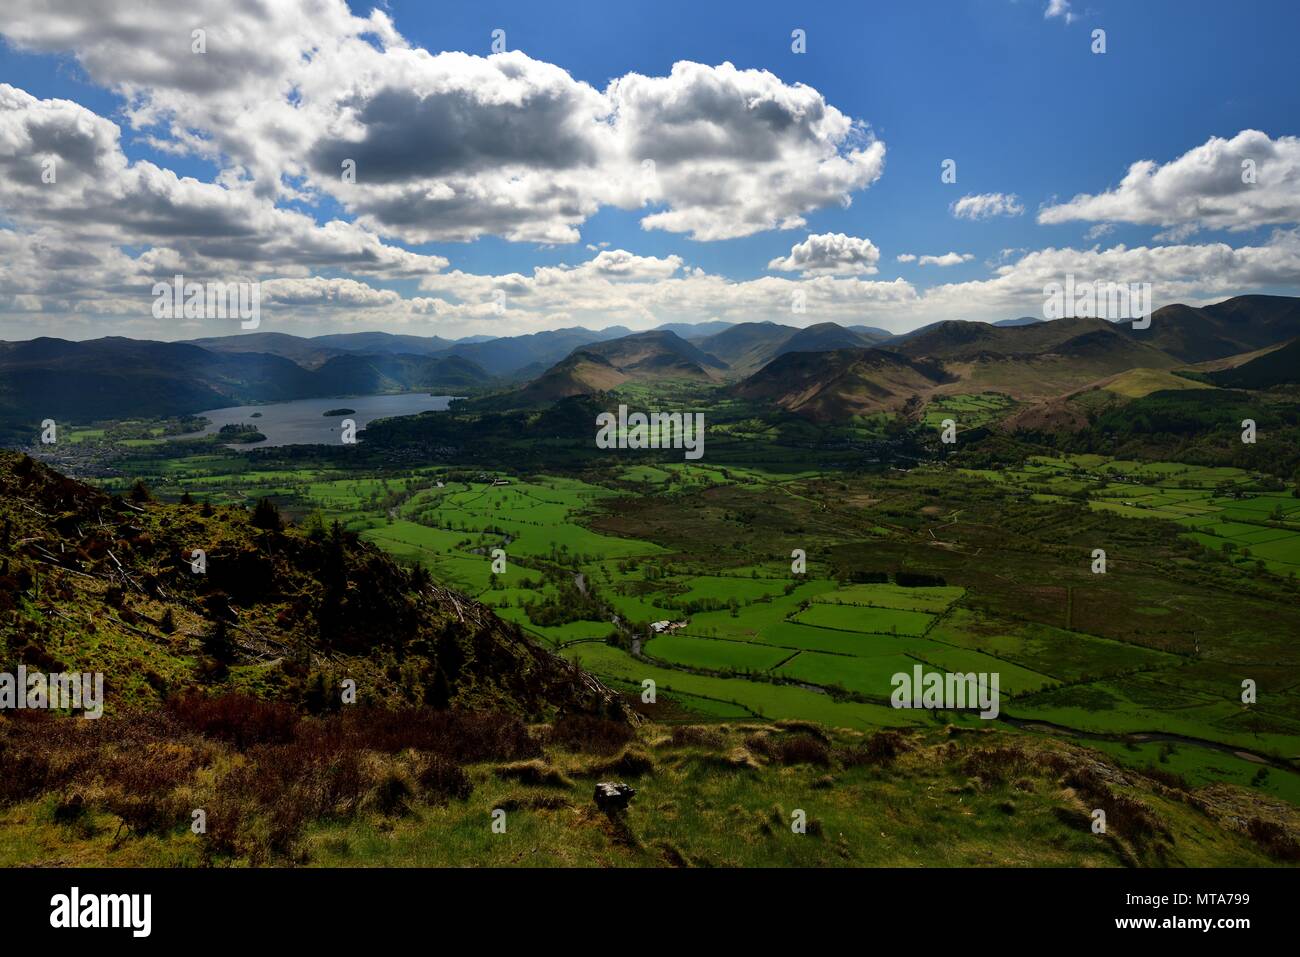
194;393;456;448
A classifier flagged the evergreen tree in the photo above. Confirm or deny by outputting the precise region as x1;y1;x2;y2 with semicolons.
251;497;283;531
202;618;234;662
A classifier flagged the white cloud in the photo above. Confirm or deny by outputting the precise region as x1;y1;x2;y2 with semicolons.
1044;1;1077;25
918;229;1300;320
768;233;881;276
284;230;1300;338
260;277;402;308
0;4;886;244
951;192;1025;220
898;251;975;267
0;85;448;283
1038;131;1300;233
583;249;684;279
7;230;1300;342
618;62;886;240
1153;223;1202;244
0;3;1297;342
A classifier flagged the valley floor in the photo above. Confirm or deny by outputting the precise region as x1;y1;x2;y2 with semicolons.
9;412;1300;866
73;438;1300;810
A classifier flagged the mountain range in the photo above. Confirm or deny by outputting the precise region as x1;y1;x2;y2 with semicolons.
2;295;1298;428
0;337;488;422
1127;296;1300;362
735;348;955;420
496;295;1300;423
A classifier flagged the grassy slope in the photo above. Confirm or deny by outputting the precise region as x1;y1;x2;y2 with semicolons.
1096;368;1214;399
3;720;1296;867
0;450;628;720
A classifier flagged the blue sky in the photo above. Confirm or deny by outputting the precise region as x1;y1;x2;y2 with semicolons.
367;0;1300;279
1;0;1298;340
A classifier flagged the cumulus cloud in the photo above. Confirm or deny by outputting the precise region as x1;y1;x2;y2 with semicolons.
897;251;974;267
583;249;684;279
7;228;1300;342
0;4;886;244
0;0;401;189
253;231;1300;339
918;229;1300;320
1038;131;1300;235
0;84;448;283
260;277;402;308
951;192;1025;220
768;233;881;276
616;62;885;240
1;2;1297;342
922;252;974;266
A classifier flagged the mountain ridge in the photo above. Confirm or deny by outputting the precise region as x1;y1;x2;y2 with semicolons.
0;338;491;425
735;347;956;421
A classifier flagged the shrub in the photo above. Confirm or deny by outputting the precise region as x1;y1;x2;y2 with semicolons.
330;708;541;763
494;760;573;788
1143;766;1189;791
773;734;830;767
102;790;188;838
592;748;655;777
838;730;912;767
670;725;726;749
962;746;1033;784
747;732;830;767
367;770;414;816
1245;817;1300;861
0;744;51;804
772;719;830;743
0;699;526;863
547;714;634;755
416;756;472;803
167;692;299;749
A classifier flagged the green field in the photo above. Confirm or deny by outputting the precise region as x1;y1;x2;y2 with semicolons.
792;603;936;636
923;392;1017;429
811;583;964;612
966;453;1300;577
61;432;1300;813
643;634;793;673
